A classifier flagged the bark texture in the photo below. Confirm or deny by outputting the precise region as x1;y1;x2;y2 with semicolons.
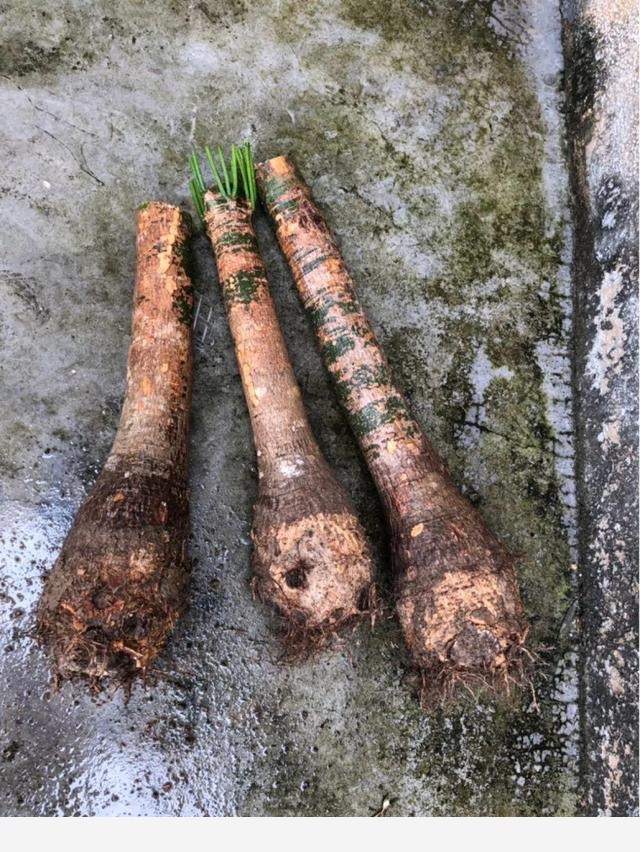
37;202;193;689
204;192;375;644
256;156;529;701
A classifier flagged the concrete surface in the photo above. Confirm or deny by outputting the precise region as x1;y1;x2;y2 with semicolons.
562;0;639;816
0;0;633;816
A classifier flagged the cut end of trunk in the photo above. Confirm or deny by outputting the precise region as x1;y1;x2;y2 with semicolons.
37;465;190;692
416;638;534;711
251;509;377;655
395;528;530;709
38;576;187;691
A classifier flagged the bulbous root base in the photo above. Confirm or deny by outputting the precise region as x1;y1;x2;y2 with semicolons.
251;510;377;657
38;585;185;695
36;468;190;692
38;563;187;693
395;533;531;709
413;634;534;711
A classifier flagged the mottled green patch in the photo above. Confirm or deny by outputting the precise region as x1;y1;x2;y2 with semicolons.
0;420;32;478
301;254;330;275
205;194;231;212
479;370;572;636
366;442;381;460
336;294;361;315
320;333;356;364
216;231;259;251
350;394;409;438
341;0;522;60
0;35;94;78
563;18;604;128
261;174;297;208
196;0;249;26
222;269;266;305
334;362;392;402
425;146;565;309
351;318;374;340
307;298;332;330
305;288;359;331
272;197;300;219
172;282;194;326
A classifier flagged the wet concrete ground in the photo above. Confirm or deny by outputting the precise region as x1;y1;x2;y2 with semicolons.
0;0;634;816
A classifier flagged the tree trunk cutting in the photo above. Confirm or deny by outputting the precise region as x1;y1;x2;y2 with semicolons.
37;202;194;691
195;144;376;651
256;156;530;704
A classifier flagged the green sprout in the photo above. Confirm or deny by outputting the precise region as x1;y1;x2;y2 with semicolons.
189;142;257;220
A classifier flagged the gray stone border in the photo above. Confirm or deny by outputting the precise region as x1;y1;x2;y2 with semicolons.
562;0;639;816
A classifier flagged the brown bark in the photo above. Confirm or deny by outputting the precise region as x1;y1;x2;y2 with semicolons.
204;191;375;646
37;202;193;690
256;156;529;702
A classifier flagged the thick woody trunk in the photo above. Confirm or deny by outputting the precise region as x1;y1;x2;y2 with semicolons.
37;203;193;690
204;191;375;645
256;157;529;702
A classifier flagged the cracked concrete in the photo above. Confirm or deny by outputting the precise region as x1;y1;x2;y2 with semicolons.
0;0;635;816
